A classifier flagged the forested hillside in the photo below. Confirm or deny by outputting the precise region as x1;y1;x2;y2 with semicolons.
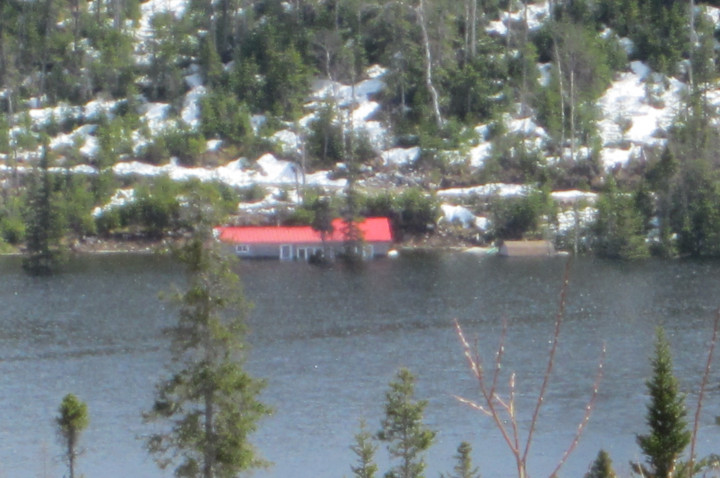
2;0;720;260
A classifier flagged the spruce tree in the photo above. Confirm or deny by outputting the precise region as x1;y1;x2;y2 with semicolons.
22;142;65;275
56;393;89;478
636;327;691;478
377;368;435;478
144;223;271;478
442;442;481;478
585;449;616;478
350;420;378;478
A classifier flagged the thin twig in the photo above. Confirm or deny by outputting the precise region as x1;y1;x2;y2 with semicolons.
688;308;720;475
509;372;522;462
522;260;572;464
549;342;606;478
491;318;509;398
455;320;520;456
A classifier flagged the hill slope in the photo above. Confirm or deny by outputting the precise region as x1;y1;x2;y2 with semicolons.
2;0;720;257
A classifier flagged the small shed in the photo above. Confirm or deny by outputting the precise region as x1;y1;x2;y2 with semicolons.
498;240;556;257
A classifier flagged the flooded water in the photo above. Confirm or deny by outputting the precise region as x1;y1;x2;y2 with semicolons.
1;252;720;477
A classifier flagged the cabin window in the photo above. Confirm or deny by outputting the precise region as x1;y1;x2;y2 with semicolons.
235;244;250;254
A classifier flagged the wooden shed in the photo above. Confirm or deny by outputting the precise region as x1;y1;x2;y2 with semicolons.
498;240;556;257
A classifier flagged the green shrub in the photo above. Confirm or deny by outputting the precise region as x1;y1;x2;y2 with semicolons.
490;189;553;240
396;188;439;233
95;208;122;236
200;89;253;145
0;215;25;245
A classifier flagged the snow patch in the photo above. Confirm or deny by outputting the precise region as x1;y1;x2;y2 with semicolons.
439;183;531;198
381;147;420;167
440;204;488;230
486;2;550;35
111;154;345;189
93;188;136;217
141;102;172;135
550;190;598;204
597;61;686;169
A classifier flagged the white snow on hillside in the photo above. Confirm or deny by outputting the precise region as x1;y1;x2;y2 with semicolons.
439;183;531;199
137;0;189;42
110;153;345;190
141;102;172;135
550;190;598;204
487;2;551;35
7;0;718;230
597;61;686;168
92;188;135;217
440;204;488;230
381;147;421;167
556;206;598;234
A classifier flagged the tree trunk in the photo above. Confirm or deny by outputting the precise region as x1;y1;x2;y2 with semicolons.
203;389;215;478
464;0;470;61
554;41;566;157
569;67;575;162
113;0;123;30
68;429;76;478
520;0;529;116
470;0;477;58
689;0;695;88
39;0;54;103
417;0;443;129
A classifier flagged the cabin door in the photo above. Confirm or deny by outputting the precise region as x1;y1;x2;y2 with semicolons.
280;244;292;260
363;245;374;258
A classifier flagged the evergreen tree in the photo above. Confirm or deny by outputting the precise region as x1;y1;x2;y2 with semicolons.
351;420;378;478
310;196;335;239
144;223;271;478
585;449;616;478
442;442;481;478
56;393;89;478
591;176;649;260
22;143;65;275
635;327;691;478
377;368;435;478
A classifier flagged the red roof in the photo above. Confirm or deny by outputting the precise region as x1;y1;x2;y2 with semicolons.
216;217;393;245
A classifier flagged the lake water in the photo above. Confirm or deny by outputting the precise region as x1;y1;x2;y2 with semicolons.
1;252;720;477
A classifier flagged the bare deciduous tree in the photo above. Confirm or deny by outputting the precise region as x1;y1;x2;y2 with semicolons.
455;263;605;478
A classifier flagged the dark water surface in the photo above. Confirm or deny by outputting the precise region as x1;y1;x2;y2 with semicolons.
1;252;720;477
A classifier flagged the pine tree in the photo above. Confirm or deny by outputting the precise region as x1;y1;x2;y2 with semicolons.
442;442;481;478
635;327;691;478
56;393;89;478
144;223;271;478
585;449;616;478
377;368;435;478
350;420;378;478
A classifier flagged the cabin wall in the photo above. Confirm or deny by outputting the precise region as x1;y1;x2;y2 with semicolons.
498;241;556;257
222;240;393;260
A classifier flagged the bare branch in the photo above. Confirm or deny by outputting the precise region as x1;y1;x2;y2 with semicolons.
523;260;572;464
454;395;492;416
455;319;483;380
549;342;606;478
688;308;720;474
455;260;603;478
509;372;522;459
491;318;509;398
455;319;521;457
